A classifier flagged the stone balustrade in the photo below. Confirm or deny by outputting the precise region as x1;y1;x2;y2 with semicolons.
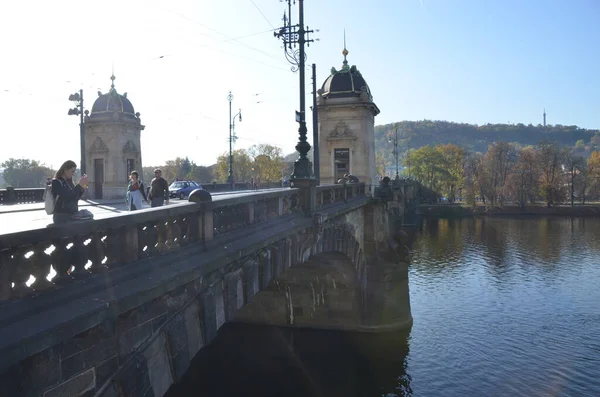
0;187;45;205
0;184;365;302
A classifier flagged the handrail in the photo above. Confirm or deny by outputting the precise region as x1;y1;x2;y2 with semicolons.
0;184;366;302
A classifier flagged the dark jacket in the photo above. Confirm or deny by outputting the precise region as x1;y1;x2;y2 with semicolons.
51;177;84;215
148;177;169;200
127;180;148;201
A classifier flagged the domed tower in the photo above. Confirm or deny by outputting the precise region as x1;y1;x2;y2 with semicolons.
317;44;380;188
84;75;145;199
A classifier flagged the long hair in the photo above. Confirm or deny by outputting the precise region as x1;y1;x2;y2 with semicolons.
55;160;77;179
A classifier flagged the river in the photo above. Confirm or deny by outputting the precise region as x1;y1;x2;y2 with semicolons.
166;216;600;397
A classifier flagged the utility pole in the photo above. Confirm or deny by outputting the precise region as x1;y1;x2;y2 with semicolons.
274;0;318;184
68;89;86;175
311;63;319;184
227;91;234;184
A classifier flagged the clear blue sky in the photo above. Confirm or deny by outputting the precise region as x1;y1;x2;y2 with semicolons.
0;0;598;167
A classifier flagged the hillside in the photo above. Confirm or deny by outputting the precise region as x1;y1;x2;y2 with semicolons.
374;120;600;161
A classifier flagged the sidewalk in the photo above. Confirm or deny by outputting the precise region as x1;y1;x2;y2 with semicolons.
0;199;124;214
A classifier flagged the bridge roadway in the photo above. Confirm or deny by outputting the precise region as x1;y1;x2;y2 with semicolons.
0;188;288;235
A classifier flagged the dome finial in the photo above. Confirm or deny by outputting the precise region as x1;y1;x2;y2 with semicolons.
342;29;349;69
110;62;116;92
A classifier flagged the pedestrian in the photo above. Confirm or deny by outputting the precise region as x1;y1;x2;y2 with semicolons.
126;171;147;211
49;160;92;276
148;168;169;207
51;160;91;223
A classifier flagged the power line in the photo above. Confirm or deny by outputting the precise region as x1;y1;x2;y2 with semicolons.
157;5;281;62
250;0;276;29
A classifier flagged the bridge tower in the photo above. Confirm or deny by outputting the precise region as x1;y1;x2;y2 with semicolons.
316;41;380;188
84;75;145;200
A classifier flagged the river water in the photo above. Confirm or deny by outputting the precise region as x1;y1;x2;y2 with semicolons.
166;217;600;397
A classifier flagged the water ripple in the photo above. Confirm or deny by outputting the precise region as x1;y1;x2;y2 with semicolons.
407;217;600;397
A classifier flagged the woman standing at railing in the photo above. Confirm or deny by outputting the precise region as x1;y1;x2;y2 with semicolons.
126;171;147;211
51;160;91;223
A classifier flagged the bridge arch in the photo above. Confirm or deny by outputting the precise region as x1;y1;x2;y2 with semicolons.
233;221;368;330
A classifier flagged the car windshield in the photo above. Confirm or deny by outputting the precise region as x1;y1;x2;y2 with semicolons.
170;182;185;189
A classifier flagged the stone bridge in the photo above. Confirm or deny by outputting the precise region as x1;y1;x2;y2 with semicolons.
0;184;411;397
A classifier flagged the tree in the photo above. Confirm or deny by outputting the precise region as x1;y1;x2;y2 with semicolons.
563;151;585;207
582;151;600;204
507;147;539;208
180;157;192;179
215;149;253;183
463;153;481;208
186;163;214;183
247;144;286;182
403;145;449;192
537;141;563;207
479;142;516;207
1;158;55;188
375;151;387;178
436;144;466;202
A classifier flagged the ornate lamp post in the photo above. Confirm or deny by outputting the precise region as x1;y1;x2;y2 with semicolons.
227;92;242;184
68;89;87;175
274;0;318;185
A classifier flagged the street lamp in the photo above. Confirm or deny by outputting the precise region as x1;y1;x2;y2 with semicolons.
274;0;318;184
227;91;242;184
388;124;400;180
68;89;87;175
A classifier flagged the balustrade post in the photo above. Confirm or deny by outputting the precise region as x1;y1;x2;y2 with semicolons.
248;202;255;224
278;197;284;216
202;208;214;243
122;224;139;263
6;186;15;205
0;251;13;301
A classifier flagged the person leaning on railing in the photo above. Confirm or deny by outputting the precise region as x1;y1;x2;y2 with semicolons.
51;160;89;224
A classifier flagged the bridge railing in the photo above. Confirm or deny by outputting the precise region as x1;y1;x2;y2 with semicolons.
0;187;45;205
0;183;366;302
0;183;286;205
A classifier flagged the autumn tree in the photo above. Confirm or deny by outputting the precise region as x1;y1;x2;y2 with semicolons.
507;147;539;208
186;164;214;183
479;142;516;206
1;158;55;188
463;153;481;208
582;151;600;203
404;145;450;192
562;151;586;207
436;144;466;201
247;144;286;182
375;151;387;178
537;141;563;207
215;149;253;183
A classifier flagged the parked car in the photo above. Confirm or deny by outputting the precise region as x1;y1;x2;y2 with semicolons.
169;181;202;199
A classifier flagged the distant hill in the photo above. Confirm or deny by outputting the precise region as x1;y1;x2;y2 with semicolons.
375;120;600;161
280;121;600;171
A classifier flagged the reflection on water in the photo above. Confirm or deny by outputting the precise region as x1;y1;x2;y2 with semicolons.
409;217;600;396
165;322;412;397
167;217;600;397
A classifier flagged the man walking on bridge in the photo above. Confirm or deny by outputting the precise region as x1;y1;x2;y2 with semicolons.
148;169;169;207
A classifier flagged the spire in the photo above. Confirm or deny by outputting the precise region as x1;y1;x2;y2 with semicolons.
110;62;116;92
342;29;349;69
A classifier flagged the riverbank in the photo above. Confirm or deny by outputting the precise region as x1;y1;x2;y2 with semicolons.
419;204;600;217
